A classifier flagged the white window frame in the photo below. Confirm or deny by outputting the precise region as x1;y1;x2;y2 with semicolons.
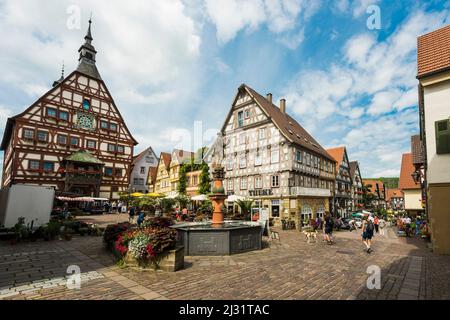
271;149;279;164
259;128;265;140
239;155;247;168
255;151;262;166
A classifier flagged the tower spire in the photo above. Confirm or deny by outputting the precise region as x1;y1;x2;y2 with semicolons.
76;17;101;80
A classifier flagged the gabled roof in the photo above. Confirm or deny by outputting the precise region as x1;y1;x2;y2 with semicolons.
411;135;424;165
147;166;158;185
417;24;450;78
159;152;172;170
362;179;384;195
64;150;103;164
386;188;404;201
326;146;346;169
399;153;420;190
223;84;336;162
132;146;155;165
349;161;361;179
171;149;194;165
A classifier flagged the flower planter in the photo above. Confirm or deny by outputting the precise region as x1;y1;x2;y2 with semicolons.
122;246;184;272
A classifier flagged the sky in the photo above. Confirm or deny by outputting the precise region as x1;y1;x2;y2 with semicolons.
0;0;449;179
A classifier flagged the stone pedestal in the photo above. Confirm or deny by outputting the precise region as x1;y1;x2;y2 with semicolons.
122;247;184;272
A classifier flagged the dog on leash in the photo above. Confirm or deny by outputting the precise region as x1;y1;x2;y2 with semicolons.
303;230;318;243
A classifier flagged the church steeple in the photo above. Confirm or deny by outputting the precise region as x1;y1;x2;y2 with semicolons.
76;18;101;80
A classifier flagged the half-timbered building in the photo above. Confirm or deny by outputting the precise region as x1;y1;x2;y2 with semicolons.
207;84;336;228
0;20;137;200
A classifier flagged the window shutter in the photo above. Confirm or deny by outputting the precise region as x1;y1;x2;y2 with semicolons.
435;120;450;154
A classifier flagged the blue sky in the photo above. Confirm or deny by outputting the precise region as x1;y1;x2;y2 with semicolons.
0;0;449;179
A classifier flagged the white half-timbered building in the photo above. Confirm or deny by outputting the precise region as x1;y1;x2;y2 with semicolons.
0;20;137;200
207;84;336;227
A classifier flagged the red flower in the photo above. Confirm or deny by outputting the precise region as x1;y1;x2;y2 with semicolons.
146;244;156;258
115;236;128;255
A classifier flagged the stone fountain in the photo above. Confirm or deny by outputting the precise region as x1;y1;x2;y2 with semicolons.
172;165;262;256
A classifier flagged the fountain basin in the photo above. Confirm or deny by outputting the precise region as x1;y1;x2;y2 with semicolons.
171;220;262;256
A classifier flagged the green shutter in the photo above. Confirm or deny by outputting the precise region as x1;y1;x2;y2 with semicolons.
435;120;450;154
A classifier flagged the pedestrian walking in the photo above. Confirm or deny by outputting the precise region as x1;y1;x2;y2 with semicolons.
129;206;136;223
374;216;379;233
137;208;145;227
362;217;375;253
117;201;123;215
324;214;334;245
379;217;386;236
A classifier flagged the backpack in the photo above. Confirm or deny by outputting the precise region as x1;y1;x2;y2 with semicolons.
366;221;374;232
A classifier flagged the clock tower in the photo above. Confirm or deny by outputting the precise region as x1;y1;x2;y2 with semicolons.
1;20;138;200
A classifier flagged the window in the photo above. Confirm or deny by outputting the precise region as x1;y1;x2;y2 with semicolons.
111;186;119;192
271;175;280;188
240;177;247;190
43;161;54;172
300;175;305;187
23;129;34;140
100;121;109;130
140;167;145;174
57;135;67;145
255;151;262;166
82;99;90;111
37;131;48;142
117;145;125;154
296;150;302;162
115;168;123;177
227;179;233;190
227;158;233;171
59;111;69;121
108;144;116;152
239;133;246;145
255;176;262;189
436;119;450;154
86;140;96;149
259;128;265;140
305;152;311;166
46;108;57;118
70;137;79;147
237;111;244;128
109;123;118;132
104;167;113;176
29;160;40;170
244;109;250;119
314;156;318;168
239;155;247;168
271;149;279;163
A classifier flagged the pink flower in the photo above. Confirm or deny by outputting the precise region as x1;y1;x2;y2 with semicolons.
146;244;156;258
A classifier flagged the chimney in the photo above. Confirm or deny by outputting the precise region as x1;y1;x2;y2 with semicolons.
280;99;286;113
266;93;272;103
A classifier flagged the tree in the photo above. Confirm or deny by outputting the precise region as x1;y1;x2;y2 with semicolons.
159;198;175;214
235;199;254;220
175;194;190;209
362;184;375;209
198;163;211;194
177;164;187;195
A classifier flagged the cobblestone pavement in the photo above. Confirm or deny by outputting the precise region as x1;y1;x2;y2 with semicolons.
1;216;449;300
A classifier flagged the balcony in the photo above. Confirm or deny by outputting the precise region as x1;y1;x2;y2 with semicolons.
290;187;331;197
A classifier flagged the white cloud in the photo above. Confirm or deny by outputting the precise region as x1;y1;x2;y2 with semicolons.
0;0;202;104
204;0;321;48
282;9;450;177
0;106;13;125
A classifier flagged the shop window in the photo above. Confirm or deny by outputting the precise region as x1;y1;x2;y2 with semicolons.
436;119;450;154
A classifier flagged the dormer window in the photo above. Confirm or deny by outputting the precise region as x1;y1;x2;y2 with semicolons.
82;99;90;111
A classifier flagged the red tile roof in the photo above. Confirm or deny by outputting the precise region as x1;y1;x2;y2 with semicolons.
399;153;420;190
417;25;450;78
386;188;404;202
363;179;384;195
159;152;172;170
147;167;158;185
326;146;346;170
237;84;336;162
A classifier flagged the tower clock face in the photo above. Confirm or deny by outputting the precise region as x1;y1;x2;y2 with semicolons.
76;112;95;130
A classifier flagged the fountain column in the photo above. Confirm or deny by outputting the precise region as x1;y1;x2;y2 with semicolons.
209;166;227;225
